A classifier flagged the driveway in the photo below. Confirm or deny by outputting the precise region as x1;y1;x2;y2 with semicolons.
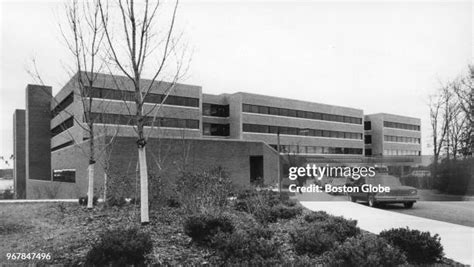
299;200;474;266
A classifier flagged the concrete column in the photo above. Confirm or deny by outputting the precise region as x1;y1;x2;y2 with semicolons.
25;84;52;198
13;109;26;199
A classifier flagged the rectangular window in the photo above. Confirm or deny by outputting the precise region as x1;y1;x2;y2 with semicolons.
383;121;420;131
52;169;75;183
51;116;74;137
242;104;252;112
203;103;229;117
269;107;279;115
259;106;269;114
365;135;372;144
365;149;372;156
203;123;229;136
364;121;371;130
51;92;74;118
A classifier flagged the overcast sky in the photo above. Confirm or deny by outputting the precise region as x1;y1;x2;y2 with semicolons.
0;0;472;168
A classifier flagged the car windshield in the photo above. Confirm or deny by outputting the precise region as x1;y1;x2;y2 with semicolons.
367;175;402;187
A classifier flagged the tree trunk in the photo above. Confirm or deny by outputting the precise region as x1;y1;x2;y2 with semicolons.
138;145;149;224
103;171;107;202
87;162;95;209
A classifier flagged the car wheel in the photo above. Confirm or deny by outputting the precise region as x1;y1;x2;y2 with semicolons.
368;195;377;207
348;195;356;202
404;202;414;209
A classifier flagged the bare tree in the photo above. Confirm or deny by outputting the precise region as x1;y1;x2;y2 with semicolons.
428;88;450;187
98;0;186;224
453;67;474;157
60;0;107;209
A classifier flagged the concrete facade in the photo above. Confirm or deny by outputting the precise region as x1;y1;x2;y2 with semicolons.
12;72;422;199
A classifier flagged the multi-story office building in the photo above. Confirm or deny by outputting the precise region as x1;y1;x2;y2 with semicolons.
364;113;421;157
13;72;420;198
364;113;422;175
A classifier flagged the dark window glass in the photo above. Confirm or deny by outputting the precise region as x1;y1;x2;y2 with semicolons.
250;105;259;113
288;109;297;117
364;121;371;130
203;103;229;117
383;121;419;131
186;120;199;129
280;109;289;116
365;135;372;144
259;106;269;114
51;116;74;137
268;126;278;134
269;107;279;115
297;110;306;118
51;140;74;152
52;169;75;183
203;123;229;136
242;104;252;112
51;92;74;118
365;149;372;156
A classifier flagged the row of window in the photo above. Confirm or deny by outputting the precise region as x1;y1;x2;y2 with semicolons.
87;87;200;108
269;144;363;155
51;92;74;118
384;135;421;144
51;117;74;137
384;150;421;156
203;123;230;136
202;103;229;117
383;121;420;131
87;112;200;129
242;123;363;140
242;104;362;125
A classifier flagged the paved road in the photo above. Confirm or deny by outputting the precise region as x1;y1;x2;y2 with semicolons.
300;201;474;266
296;190;474;227
382;201;474;227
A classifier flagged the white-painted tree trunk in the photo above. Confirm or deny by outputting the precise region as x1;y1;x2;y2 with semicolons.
87;163;95;209
103;172;107;202
138;146;149;224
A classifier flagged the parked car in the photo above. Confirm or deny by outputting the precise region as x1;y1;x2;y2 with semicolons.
347;175;419;208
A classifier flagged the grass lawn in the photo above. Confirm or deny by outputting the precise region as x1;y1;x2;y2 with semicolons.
0;203;209;265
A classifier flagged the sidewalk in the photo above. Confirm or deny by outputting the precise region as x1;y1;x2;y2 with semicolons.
0;199;78;203
300;201;474;266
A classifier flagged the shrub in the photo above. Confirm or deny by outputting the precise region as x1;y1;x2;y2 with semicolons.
379;227;444;264
290;216;360;256
318;216;360;242
175;167;233;213
183;213;234;244
324;234;407;267
166;197;180;208
303;211;331;223
269;204;302;220
290;225;338;256
78;196;98;206
106;195;126;207
233;189;298;223
85;227;153;266
211;227;279;262
1;188;14;199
